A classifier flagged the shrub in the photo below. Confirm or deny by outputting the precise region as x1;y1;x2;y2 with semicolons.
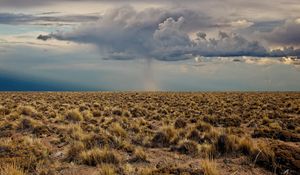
65;109;83;122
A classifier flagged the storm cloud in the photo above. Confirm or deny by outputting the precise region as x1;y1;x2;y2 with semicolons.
264;19;300;46
37;6;300;60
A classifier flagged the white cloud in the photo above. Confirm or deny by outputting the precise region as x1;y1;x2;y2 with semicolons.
230;19;254;28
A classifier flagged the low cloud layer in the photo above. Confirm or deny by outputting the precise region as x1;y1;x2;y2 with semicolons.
37;6;300;61
0;12;99;25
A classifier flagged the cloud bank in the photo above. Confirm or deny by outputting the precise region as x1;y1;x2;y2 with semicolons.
36;6;300;60
0;12;99;25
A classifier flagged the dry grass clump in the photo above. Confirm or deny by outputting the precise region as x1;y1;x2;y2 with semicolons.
174;118;187;129
151;126;177;147
0;163;26;175
130;147;148;162
137;167;155;175
214;134;239;155
112;107;123;116
66;141;85;162
17;117;38;131
0;105;10;116
196;121;212;132
199;143;215;158
203;128;220;144
18;106;37;116
238;137;255;155
67;124;86;140
82;110;93;120
176;140;199;156
251;142;276;170
187;128;204;143
269;122;282;130
65;109;83;122
0;136;49;172
98;164;117;175
201;159;219;175
78;148;120;166
110;123;127;138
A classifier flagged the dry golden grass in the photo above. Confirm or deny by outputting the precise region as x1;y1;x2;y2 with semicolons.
0;163;26;175
201;159;219;175
65;109;83;122
0;92;299;175
98;164;117;175
78;148;120;166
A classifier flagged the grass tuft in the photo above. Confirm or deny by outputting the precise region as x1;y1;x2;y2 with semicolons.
201;159;219;175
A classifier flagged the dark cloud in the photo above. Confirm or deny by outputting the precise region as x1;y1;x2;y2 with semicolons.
263;19;300;46
0;12;99;25
0;13;35;24
37;7;300;60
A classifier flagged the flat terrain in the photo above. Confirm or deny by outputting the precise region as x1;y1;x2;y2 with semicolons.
0;92;299;175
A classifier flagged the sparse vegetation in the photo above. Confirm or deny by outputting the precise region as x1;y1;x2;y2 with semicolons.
0;92;299;175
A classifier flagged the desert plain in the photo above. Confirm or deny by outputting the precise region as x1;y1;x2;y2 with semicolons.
0;92;299;175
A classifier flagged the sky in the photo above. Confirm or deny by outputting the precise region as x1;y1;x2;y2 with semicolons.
0;0;300;91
